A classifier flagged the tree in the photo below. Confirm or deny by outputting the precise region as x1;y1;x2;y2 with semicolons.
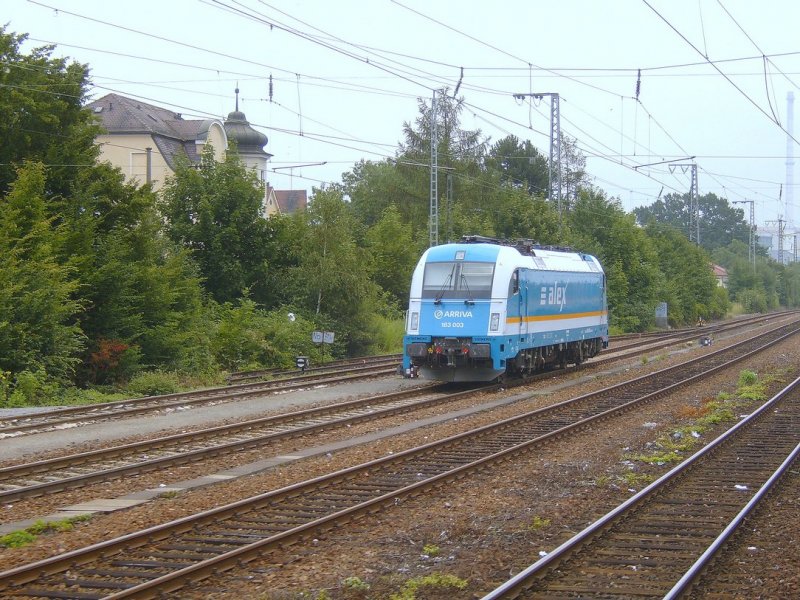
782;262;800;307
697;193;752;251
485;135;548;197
160;147;273;305
0;28;100;198
0;162;84;381
397;91;490;244
438;168;562;244
364;205;419;307
633;192;750;253
645;223;728;323
399;91;487;167
293;186;383;354
558;136;589;209
568;189;663;331
712;240;783;313
81;207;210;379
344;159;429;235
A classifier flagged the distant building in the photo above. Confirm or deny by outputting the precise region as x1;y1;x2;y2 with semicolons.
757;230;797;264
86;91;304;218
272;188;308;214
87;92;226;191
758;233;779;262
712;264;728;288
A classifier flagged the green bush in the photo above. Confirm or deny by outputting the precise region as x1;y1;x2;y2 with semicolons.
367;313;404;354
0;515;90;548
85;339;142;385
736;289;768;313
736;370;767;401
210;300;325;372
68;387;128;405
126;371;182;397
0;369;60;407
342;576;370;591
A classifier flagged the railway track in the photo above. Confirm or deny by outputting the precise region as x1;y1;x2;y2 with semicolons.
0;358;400;438
1;315;792;506
1;321;797;598
609;312;787;344
225;354;403;383
605;312;786;352
0;313;784;441
482;376;800;599
0;383;450;504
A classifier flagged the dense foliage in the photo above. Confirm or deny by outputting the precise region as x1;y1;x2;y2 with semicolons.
2;27;798;406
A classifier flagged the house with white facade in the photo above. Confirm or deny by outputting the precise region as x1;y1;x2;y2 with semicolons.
87;92;301;217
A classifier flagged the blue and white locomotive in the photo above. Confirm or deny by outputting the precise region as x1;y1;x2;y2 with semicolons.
402;236;608;382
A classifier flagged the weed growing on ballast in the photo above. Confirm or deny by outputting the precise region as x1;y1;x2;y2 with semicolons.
389;573;468;600
0;515;91;548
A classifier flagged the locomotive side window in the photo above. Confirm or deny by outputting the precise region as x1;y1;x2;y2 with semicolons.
511;270;520;295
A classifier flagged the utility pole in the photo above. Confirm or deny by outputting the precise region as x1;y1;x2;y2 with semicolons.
787;92;795;227
732;200;756;271
513;92;561;221
446;172;453;243
669;162;700;245
429;89;439;247
766;217;786;264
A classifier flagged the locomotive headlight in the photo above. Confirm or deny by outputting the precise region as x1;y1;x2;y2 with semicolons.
410;311;419;331
490;312;500;331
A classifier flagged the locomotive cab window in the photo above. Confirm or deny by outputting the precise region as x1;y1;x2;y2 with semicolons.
422;261;494;300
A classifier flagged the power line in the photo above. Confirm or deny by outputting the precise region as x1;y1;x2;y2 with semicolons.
716;0;800;92
642;0;800;148
390;0;623;99
12;1;792;210
206;0;435;92
383;0;708;198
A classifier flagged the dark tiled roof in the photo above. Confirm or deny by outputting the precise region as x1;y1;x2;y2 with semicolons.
274;189;308;214
87;93;219;167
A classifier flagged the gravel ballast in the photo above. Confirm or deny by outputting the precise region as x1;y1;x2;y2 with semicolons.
1;329;798;598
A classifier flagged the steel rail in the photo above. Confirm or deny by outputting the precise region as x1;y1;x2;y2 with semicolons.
481;379;800;599
609;311;793;343
0;382;457;503
0;313;785;438
226;353;403;383
665;440;800;599
604;311;793;353
1;323;797;598
0;362;399;437
1;316;791;504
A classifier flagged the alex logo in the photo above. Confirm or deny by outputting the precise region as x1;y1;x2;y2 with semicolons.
434;309;473;319
540;284;567;311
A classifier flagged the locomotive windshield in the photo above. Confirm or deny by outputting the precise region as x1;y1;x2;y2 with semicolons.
422;261;494;300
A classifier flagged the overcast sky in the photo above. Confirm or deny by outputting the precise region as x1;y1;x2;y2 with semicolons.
7;0;800;233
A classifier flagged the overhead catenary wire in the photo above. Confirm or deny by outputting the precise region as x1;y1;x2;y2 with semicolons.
642;0;800;148
10;0;792;213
